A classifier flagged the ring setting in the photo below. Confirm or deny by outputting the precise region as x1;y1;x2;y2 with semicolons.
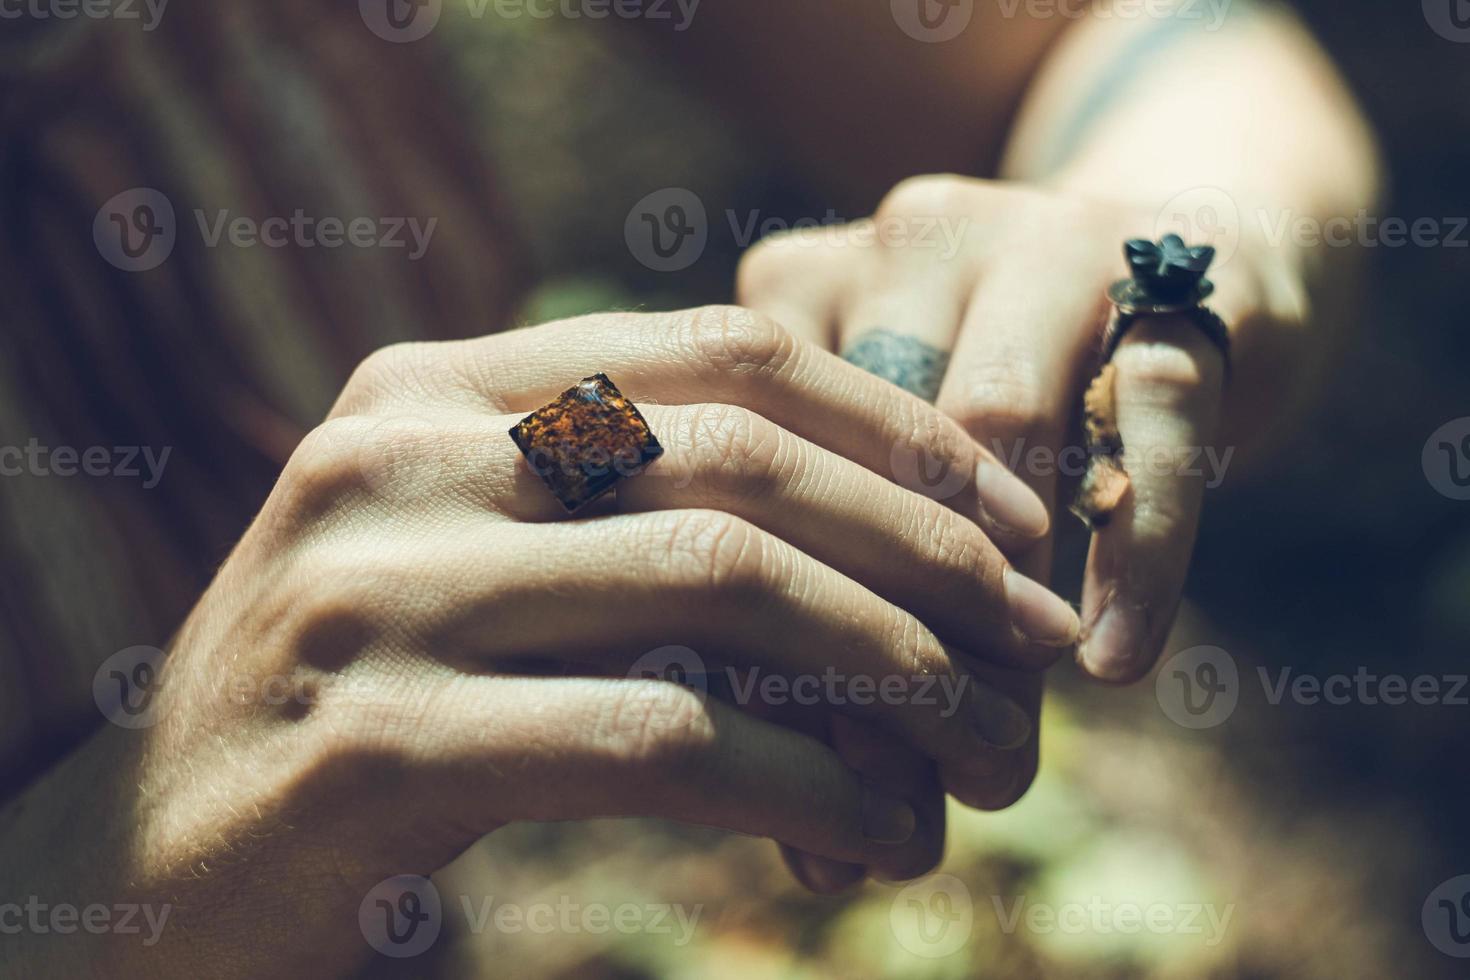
509;374;664;513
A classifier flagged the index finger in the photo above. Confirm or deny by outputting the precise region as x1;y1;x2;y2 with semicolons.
1077;316;1227;682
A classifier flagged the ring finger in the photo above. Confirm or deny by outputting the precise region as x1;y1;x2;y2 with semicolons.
834;241;970;404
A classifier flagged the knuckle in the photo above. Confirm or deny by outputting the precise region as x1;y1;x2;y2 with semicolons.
283;418;379;507
680;403;787;492
283;417;429;511
682;305;797;380
303;680;444;793
664;509;770;599
887;611;948;683
288;547;397;634
597;682;717;773
942;367;1051;442
901;402;970;469
877;174;982;221
338;342;436;413
917;504;983;582
735;239;790;304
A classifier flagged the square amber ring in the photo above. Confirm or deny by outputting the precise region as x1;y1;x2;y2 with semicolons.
509;374;664;512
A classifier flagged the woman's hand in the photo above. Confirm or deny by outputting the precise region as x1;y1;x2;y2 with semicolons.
739;175;1301;687
0;307;1079;978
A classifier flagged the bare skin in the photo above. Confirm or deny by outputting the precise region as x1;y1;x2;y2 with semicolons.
0;308;1080;977
662;0;1380;890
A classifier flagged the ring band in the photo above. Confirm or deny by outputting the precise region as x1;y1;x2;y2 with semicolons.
509;374;664;513
1102;308;1231;374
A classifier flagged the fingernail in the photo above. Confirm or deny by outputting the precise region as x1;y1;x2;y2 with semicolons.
862;786;917;844
1080;598;1150;682
976;460;1049;539
789;852;867;894
971;685;1032;751
1004;567;1080;648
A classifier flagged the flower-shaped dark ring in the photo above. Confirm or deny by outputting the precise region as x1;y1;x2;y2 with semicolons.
1099;234;1231;367
1072;236;1230;530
